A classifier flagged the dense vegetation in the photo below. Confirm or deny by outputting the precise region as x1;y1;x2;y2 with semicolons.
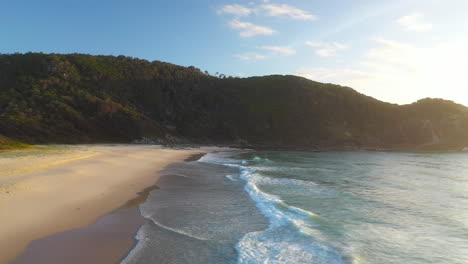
1;53;467;150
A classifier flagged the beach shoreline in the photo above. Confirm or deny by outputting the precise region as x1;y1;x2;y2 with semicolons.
0;145;206;264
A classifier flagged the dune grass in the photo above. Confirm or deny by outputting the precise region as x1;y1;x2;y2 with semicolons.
0;135;32;150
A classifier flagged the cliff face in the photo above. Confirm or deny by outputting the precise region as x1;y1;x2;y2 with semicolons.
0;53;467;150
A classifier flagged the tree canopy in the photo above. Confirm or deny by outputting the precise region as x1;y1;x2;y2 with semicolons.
1;53;467;150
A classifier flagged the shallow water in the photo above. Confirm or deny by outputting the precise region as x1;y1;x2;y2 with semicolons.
121;158;268;264
124;151;468;264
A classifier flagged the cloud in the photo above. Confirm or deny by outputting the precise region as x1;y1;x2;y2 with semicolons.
229;20;275;37
304;41;321;47
397;13;432;32
235;46;294;62
261;4;318;21
219;4;253;17
260;46;296;55
219;3;317;38
364;38;418;71
305;41;348;57
316;49;335;57
297;38;468;105
296;68;371;84
219;3;317;21
235;53;267;61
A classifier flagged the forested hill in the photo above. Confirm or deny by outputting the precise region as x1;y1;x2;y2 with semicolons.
1;53;468;150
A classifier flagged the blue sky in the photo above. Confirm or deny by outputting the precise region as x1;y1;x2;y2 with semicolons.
2;0;468;105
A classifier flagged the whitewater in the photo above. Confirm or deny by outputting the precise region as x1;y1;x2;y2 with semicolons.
123;150;468;264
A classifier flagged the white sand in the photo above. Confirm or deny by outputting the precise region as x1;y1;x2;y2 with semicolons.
0;145;204;264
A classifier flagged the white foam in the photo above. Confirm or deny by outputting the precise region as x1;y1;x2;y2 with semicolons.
120;225;148;264
251;165;336;173
222;163;346;264
237;232;344;264
249;173;319;188
197;152;348;264
148;218;209;241
197;151;248;164
235;165;319;230
225;175;238;181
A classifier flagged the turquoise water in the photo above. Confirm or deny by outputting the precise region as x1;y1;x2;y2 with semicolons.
205;151;468;264
124;151;468;264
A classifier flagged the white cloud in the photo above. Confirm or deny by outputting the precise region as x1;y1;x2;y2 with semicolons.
296;68;371;84
236;46;294;62
229;20;275;37
316;49;334;57
297;38;468;105
332;42;348;50
235;53;267;61
219;4;253;17
260;46;296;55
397;13;432;32
304;41;322;47
219;3;317;39
261;4;318;21
306;41;348;57
364;38;418;71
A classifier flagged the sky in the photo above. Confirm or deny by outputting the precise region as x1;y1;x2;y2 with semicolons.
2;0;468;105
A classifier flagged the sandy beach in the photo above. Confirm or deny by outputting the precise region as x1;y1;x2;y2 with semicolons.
0;145;204;264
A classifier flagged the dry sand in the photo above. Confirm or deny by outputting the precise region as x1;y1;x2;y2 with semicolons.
0;145;204;264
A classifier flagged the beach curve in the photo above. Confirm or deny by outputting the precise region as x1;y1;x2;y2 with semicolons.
0;145;204;264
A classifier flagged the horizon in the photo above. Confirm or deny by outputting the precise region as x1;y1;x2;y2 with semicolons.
3;0;468;105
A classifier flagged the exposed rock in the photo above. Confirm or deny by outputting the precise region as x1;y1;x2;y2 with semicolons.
132;137;163;145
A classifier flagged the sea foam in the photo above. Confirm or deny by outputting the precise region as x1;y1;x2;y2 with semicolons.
200;153;348;264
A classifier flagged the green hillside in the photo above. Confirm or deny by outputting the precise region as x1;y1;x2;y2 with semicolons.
1;53;467;150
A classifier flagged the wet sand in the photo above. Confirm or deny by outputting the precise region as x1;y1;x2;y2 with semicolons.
12;206;145;264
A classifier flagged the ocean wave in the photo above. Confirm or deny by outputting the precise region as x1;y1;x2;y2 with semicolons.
235;165;326;230
119;226;146;264
198;151;248;164
147;218;209;241
196;152;350;263
240;165;346;263
237;231;346;264
120;218;210;264
249;173;319;188
225;174;239;181
221;162;347;264
243;172;341;201
251;165;336;173
252;156;274;164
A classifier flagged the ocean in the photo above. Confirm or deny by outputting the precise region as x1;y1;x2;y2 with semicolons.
122;150;468;264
